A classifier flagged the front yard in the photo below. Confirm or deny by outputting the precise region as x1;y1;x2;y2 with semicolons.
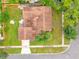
5;48;21;54
31;47;67;53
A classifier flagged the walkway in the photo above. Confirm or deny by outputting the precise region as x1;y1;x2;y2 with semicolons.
21;40;31;54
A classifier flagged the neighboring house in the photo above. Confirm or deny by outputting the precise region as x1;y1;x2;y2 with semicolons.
26;0;39;3
18;6;52;40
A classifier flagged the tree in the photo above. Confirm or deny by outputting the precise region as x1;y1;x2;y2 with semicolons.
64;25;77;39
2;8;10;22
55;0;79;40
64;9;78;26
0;10;2;23
39;0;58;11
0;1;2;23
39;0;79;40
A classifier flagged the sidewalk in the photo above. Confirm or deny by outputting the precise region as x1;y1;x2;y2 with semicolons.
21;40;31;54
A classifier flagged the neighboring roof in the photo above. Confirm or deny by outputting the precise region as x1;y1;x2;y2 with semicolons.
18;6;52;40
26;0;39;3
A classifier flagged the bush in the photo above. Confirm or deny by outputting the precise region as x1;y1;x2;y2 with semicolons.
64;25;77;39
64;9;78;26
0;11;2;23
2;8;10;22
35;31;52;42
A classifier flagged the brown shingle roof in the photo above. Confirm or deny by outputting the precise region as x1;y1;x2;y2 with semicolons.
18;6;52;40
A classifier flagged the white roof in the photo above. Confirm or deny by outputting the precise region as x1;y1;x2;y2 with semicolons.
30;0;38;3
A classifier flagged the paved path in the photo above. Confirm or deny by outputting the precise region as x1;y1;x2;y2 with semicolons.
7;23;79;59
21;40;31;54
0;45;69;48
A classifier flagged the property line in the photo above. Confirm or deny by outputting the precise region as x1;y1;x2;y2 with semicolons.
0;45;69;48
30;45;69;48
62;11;64;46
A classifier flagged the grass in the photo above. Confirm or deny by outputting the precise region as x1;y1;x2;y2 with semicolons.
64;38;70;44
5;48;21;54
31;47;67;53
30;9;62;45
3;5;21;46
0;0;2;3
7;0;19;4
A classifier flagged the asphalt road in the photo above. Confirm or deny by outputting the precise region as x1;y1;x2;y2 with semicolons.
7;24;79;59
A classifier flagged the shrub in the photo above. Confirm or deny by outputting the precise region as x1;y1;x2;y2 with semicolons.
2;8;10;22
64;25;77;39
35;31;52;42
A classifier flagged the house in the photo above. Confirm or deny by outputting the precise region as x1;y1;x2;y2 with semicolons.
18;6;52;40
26;0;39;3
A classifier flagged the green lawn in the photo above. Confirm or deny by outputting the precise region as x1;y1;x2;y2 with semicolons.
31;47;67;53
7;0;20;4
30;9;62;45
0;0;2;3
3;5;21;46
5;48;21;54
64;38;70;44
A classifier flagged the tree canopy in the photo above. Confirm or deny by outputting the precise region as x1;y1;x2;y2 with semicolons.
39;0;79;40
64;25;77;39
2;8;10;22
